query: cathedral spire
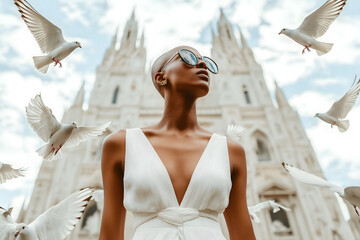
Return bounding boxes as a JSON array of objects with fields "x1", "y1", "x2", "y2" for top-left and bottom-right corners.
[
  {"x1": 72, "y1": 81, "x2": 85, "y2": 108},
  {"x1": 216, "y1": 8, "x2": 238, "y2": 48},
  {"x1": 119, "y1": 9, "x2": 138, "y2": 51},
  {"x1": 111, "y1": 26, "x2": 119, "y2": 49},
  {"x1": 275, "y1": 80, "x2": 290, "y2": 108},
  {"x1": 238, "y1": 25, "x2": 249, "y2": 49},
  {"x1": 139, "y1": 29, "x2": 145, "y2": 49}
]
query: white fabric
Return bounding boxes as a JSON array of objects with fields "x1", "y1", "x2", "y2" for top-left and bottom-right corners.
[{"x1": 123, "y1": 127, "x2": 232, "y2": 240}]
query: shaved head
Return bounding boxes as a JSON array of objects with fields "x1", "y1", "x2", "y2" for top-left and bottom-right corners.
[{"x1": 151, "y1": 45, "x2": 200, "y2": 98}]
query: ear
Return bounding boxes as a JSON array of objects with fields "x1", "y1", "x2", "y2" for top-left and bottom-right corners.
[{"x1": 154, "y1": 72, "x2": 165, "y2": 85}]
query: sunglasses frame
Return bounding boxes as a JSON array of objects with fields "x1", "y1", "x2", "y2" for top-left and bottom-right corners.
[{"x1": 159, "y1": 49, "x2": 219, "y2": 74}]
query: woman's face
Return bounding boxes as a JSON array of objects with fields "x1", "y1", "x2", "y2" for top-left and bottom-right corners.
[{"x1": 161, "y1": 47, "x2": 210, "y2": 99}]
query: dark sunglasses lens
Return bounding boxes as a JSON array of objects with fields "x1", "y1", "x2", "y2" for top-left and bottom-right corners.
[
  {"x1": 179, "y1": 49, "x2": 197, "y2": 66},
  {"x1": 203, "y1": 57, "x2": 218, "y2": 74}
]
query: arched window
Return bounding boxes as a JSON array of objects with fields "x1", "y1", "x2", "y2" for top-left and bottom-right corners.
[
  {"x1": 270, "y1": 208, "x2": 293, "y2": 236},
  {"x1": 243, "y1": 85, "x2": 251, "y2": 104},
  {"x1": 256, "y1": 138, "x2": 271, "y2": 162},
  {"x1": 112, "y1": 87, "x2": 119, "y2": 104}
]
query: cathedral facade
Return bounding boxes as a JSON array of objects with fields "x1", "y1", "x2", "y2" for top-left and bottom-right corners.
[{"x1": 17, "y1": 10, "x2": 360, "y2": 240}]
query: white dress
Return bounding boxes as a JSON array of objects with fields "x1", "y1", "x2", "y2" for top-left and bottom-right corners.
[{"x1": 123, "y1": 127, "x2": 232, "y2": 240}]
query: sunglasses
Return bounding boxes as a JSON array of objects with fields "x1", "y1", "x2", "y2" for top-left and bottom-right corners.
[{"x1": 159, "y1": 49, "x2": 219, "y2": 74}]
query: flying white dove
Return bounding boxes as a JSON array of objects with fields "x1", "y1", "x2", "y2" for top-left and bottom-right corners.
[
  {"x1": 0, "y1": 207, "x2": 17, "y2": 240},
  {"x1": 248, "y1": 200, "x2": 291, "y2": 223},
  {"x1": 279, "y1": 0, "x2": 347, "y2": 56},
  {"x1": 282, "y1": 162, "x2": 360, "y2": 216},
  {"x1": 25, "y1": 93, "x2": 111, "y2": 161},
  {"x1": 14, "y1": 0, "x2": 82, "y2": 74},
  {"x1": 0, "y1": 188, "x2": 92, "y2": 240},
  {"x1": 226, "y1": 124, "x2": 246, "y2": 142},
  {"x1": 0, "y1": 162, "x2": 26, "y2": 184},
  {"x1": 314, "y1": 76, "x2": 360, "y2": 132}
]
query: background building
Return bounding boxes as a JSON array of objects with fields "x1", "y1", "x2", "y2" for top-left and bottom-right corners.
[{"x1": 17, "y1": 10, "x2": 359, "y2": 240}]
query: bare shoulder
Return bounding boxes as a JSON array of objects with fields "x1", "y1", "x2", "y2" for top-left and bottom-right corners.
[
  {"x1": 102, "y1": 129, "x2": 126, "y2": 167},
  {"x1": 226, "y1": 137, "x2": 246, "y2": 174}
]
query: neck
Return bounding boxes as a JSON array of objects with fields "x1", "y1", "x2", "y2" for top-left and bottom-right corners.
[
  {"x1": 19, "y1": 231, "x2": 38, "y2": 240},
  {"x1": 157, "y1": 91, "x2": 201, "y2": 134}
]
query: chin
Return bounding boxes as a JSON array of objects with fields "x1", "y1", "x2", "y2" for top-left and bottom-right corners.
[{"x1": 195, "y1": 86, "x2": 209, "y2": 98}]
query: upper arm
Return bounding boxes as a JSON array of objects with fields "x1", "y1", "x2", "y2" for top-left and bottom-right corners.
[
  {"x1": 223, "y1": 140, "x2": 256, "y2": 240},
  {"x1": 99, "y1": 130, "x2": 126, "y2": 240}
]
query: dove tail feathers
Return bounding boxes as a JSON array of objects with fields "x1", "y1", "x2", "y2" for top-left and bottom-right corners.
[
  {"x1": 337, "y1": 120, "x2": 350, "y2": 132},
  {"x1": 315, "y1": 42, "x2": 333, "y2": 56},
  {"x1": 36, "y1": 144, "x2": 54, "y2": 161},
  {"x1": 33, "y1": 56, "x2": 51, "y2": 74}
]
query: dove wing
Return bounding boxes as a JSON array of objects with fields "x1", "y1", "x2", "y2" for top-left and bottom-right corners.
[
  {"x1": 326, "y1": 77, "x2": 360, "y2": 119},
  {"x1": 269, "y1": 201, "x2": 291, "y2": 212},
  {"x1": 63, "y1": 122, "x2": 111, "y2": 148},
  {"x1": 0, "y1": 210, "x2": 17, "y2": 240},
  {"x1": 0, "y1": 163, "x2": 26, "y2": 184},
  {"x1": 282, "y1": 162, "x2": 344, "y2": 194},
  {"x1": 226, "y1": 124, "x2": 245, "y2": 142},
  {"x1": 26, "y1": 94, "x2": 61, "y2": 143},
  {"x1": 344, "y1": 186, "x2": 360, "y2": 206},
  {"x1": 249, "y1": 201, "x2": 273, "y2": 213},
  {"x1": 14, "y1": 0, "x2": 66, "y2": 54},
  {"x1": 296, "y1": 0, "x2": 347, "y2": 38},
  {"x1": 29, "y1": 188, "x2": 92, "y2": 240}
]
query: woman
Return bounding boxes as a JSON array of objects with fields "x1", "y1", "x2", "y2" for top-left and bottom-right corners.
[{"x1": 99, "y1": 46, "x2": 256, "y2": 240}]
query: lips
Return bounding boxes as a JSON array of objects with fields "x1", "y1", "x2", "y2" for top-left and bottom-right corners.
[{"x1": 196, "y1": 70, "x2": 209, "y2": 81}]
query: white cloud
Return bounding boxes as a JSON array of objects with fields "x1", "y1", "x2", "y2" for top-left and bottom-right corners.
[
  {"x1": 289, "y1": 91, "x2": 336, "y2": 117},
  {"x1": 313, "y1": 77, "x2": 340, "y2": 86}
]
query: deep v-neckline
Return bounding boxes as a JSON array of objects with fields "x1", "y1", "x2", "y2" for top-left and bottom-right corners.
[{"x1": 137, "y1": 128, "x2": 215, "y2": 207}]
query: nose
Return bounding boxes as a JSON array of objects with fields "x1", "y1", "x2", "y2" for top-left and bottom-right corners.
[{"x1": 196, "y1": 58, "x2": 207, "y2": 70}]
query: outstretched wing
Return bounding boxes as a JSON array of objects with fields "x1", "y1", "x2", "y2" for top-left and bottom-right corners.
[
  {"x1": 226, "y1": 124, "x2": 246, "y2": 142},
  {"x1": 297, "y1": 0, "x2": 347, "y2": 38},
  {"x1": 282, "y1": 162, "x2": 344, "y2": 195},
  {"x1": 26, "y1": 93, "x2": 62, "y2": 142},
  {"x1": 29, "y1": 188, "x2": 92, "y2": 240},
  {"x1": 63, "y1": 122, "x2": 111, "y2": 148},
  {"x1": 0, "y1": 163, "x2": 26, "y2": 184},
  {"x1": 326, "y1": 76, "x2": 360, "y2": 119},
  {"x1": 14, "y1": 0, "x2": 66, "y2": 53},
  {"x1": 344, "y1": 186, "x2": 360, "y2": 207},
  {"x1": 0, "y1": 207, "x2": 17, "y2": 240}
]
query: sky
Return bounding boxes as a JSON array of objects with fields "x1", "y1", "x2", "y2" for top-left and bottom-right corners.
[{"x1": 0, "y1": 0, "x2": 360, "y2": 221}]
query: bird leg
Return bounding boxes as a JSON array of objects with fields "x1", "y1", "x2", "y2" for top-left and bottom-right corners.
[
  {"x1": 331, "y1": 121, "x2": 336, "y2": 128},
  {"x1": 51, "y1": 144, "x2": 55, "y2": 151},
  {"x1": 354, "y1": 205, "x2": 359, "y2": 216},
  {"x1": 54, "y1": 145, "x2": 62, "y2": 155},
  {"x1": 302, "y1": 44, "x2": 312, "y2": 54},
  {"x1": 52, "y1": 58, "x2": 62, "y2": 68}
]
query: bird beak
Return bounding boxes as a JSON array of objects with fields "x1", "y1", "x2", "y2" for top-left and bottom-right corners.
[
  {"x1": 79, "y1": 44, "x2": 82, "y2": 48},
  {"x1": 278, "y1": 31, "x2": 282, "y2": 35},
  {"x1": 15, "y1": 231, "x2": 20, "y2": 237}
]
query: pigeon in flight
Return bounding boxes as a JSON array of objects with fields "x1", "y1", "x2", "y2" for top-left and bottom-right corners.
[
  {"x1": 25, "y1": 93, "x2": 111, "y2": 161},
  {"x1": 0, "y1": 188, "x2": 93, "y2": 240},
  {"x1": 0, "y1": 162, "x2": 26, "y2": 184},
  {"x1": 279, "y1": 0, "x2": 347, "y2": 56},
  {"x1": 14, "y1": 0, "x2": 82, "y2": 74},
  {"x1": 282, "y1": 162, "x2": 360, "y2": 216},
  {"x1": 226, "y1": 124, "x2": 246, "y2": 142},
  {"x1": 248, "y1": 200, "x2": 291, "y2": 223},
  {"x1": 314, "y1": 76, "x2": 360, "y2": 132},
  {"x1": 0, "y1": 207, "x2": 16, "y2": 240}
]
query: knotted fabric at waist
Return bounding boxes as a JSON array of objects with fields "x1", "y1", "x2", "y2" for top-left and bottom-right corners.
[{"x1": 132, "y1": 207, "x2": 220, "y2": 229}]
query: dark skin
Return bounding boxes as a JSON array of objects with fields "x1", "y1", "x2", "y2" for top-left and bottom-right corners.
[{"x1": 99, "y1": 46, "x2": 256, "y2": 240}]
